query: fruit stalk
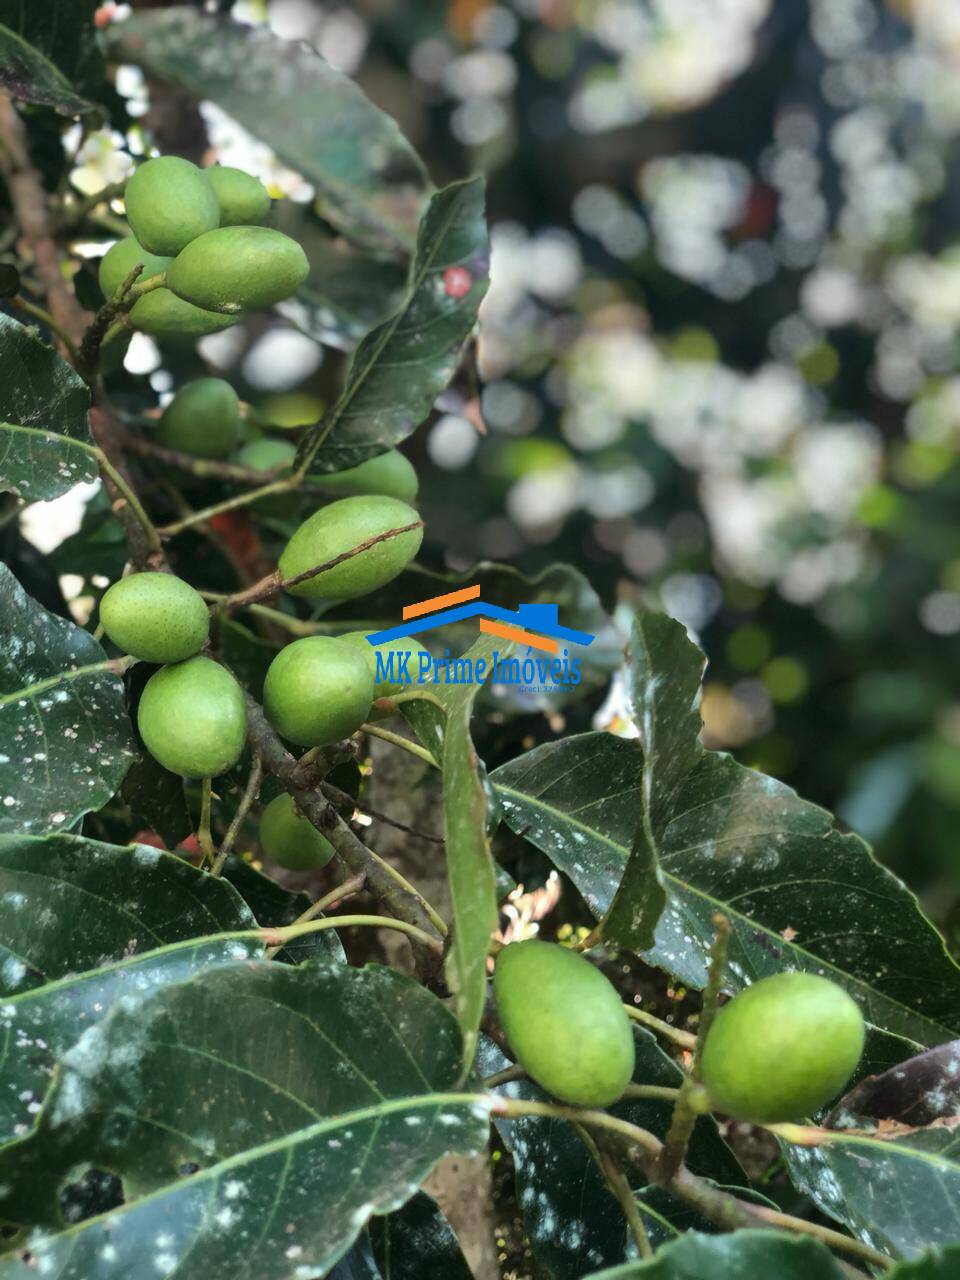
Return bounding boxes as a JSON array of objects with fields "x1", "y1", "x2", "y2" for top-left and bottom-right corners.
[
  {"x1": 656, "y1": 912, "x2": 730, "y2": 1184},
  {"x1": 210, "y1": 755, "x2": 263, "y2": 876}
]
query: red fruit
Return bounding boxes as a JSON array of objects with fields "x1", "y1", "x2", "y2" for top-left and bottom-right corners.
[{"x1": 443, "y1": 266, "x2": 472, "y2": 299}]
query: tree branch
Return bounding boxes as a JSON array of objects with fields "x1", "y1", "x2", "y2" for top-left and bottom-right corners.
[{"x1": 242, "y1": 692, "x2": 445, "y2": 976}]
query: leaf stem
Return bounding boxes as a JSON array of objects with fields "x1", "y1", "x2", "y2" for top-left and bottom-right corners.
[
  {"x1": 575, "y1": 1123, "x2": 653, "y2": 1260},
  {"x1": 210, "y1": 756, "x2": 262, "y2": 876},
  {"x1": 624, "y1": 1003, "x2": 696, "y2": 1050},
  {"x1": 157, "y1": 476, "x2": 300, "y2": 536},
  {"x1": 362, "y1": 723, "x2": 439, "y2": 769},
  {"x1": 259, "y1": 913, "x2": 443, "y2": 954},
  {"x1": 263, "y1": 873, "x2": 366, "y2": 959}
]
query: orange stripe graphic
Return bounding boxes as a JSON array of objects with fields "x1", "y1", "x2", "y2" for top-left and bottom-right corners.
[
  {"x1": 480, "y1": 619, "x2": 559, "y2": 653},
  {"x1": 403, "y1": 584, "x2": 481, "y2": 619}
]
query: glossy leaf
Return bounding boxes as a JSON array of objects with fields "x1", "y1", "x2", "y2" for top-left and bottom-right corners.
[
  {"x1": 0, "y1": 962, "x2": 490, "y2": 1280},
  {"x1": 370, "y1": 1191, "x2": 472, "y2": 1280},
  {"x1": 784, "y1": 1126, "x2": 960, "y2": 1259},
  {"x1": 581, "y1": 1231, "x2": 851, "y2": 1279},
  {"x1": 0, "y1": 314, "x2": 96, "y2": 501},
  {"x1": 110, "y1": 7, "x2": 429, "y2": 253},
  {"x1": 298, "y1": 177, "x2": 489, "y2": 473},
  {"x1": 835, "y1": 1040, "x2": 960, "y2": 1126},
  {"x1": 480, "y1": 1034, "x2": 744, "y2": 1278},
  {"x1": 492, "y1": 613, "x2": 960, "y2": 1049},
  {"x1": 0, "y1": 567, "x2": 134, "y2": 835},
  {"x1": 0, "y1": 833, "x2": 255, "y2": 993}
]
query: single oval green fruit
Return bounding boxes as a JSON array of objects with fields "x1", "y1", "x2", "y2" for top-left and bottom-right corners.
[
  {"x1": 494, "y1": 941, "x2": 636, "y2": 1107},
  {"x1": 263, "y1": 636, "x2": 374, "y2": 747},
  {"x1": 314, "y1": 450, "x2": 419, "y2": 503},
  {"x1": 259, "y1": 793, "x2": 334, "y2": 871},
  {"x1": 234, "y1": 437, "x2": 298, "y2": 515},
  {"x1": 700, "y1": 972, "x2": 865, "y2": 1123},
  {"x1": 124, "y1": 156, "x2": 220, "y2": 256},
  {"x1": 207, "y1": 165, "x2": 271, "y2": 226},
  {"x1": 157, "y1": 377, "x2": 242, "y2": 459},
  {"x1": 98, "y1": 238, "x2": 171, "y2": 300},
  {"x1": 100, "y1": 572, "x2": 209, "y2": 664},
  {"x1": 129, "y1": 288, "x2": 238, "y2": 339},
  {"x1": 166, "y1": 225, "x2": 309, "y2": 314},
  {"x1": 278, "y1": 496, "x2": 422, "y2": 602},
  {"x1": 340, "y1": 632, "x2": 429, "y2": 699},
  {"x1": 234, "y1": 437, "x2": 297, "y2": 471},
  {"x1": 137, "y1": 657, "x2": 246, "y2": 778}
]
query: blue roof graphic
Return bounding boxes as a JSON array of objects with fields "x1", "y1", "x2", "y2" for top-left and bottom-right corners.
[{"x1": 365, "y1": 599, "x2": 595, "y2": 646}]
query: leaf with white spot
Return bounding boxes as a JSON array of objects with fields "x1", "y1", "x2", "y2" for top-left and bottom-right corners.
[
  {"x1": 0, "y1": 832, "x2": 260, "y2": 1142},
  {"x1": 0, "y1": 962, "x2": 489, "y2": 1280},
  {"x1": 491, "y1": 612, "x2": 960, "y2": 1048},
  {"x1": 579, "y1": 1231, "x2": 856, "y2": 1279},
  {"x1": 0, "y1": 314, "x2": 97, "y2": 501},
  {"x1": 0, "y1": 565, "x2": 134, "y2": 835}
]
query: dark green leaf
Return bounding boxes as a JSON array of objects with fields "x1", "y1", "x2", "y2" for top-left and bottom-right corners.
[
  {"x1": 109, "y1": 7, "x2": 430, "y2": 253},
  {"x1": 492, "y1": 616, "x2": 960, "y2": 1049},
  {"x1": 298, "y1": 177, "x2": 490, "y2": 473},
  {"x1": 370, "y1": 1191, "x2": 471, "y2": 1280},
  {"x1": 0, "y1": 962, "x2": 490, "y2": 1280},
  {"x1": 580, "y1": 1230, "x2": 850, "y2": 1278},
  {"x1": 0, "y1": 0, "x2": 103, "y2": 106},
  {"x1": 784, "y1": 1125, "x2": 960, "y2": 1259},
  {"x1": 0, "y1": 314, "x2": 96, "y2": 501},
  {"x1": 888, "y1": 1247, "x2": 960, "y2": 1278},
  {"x1": 0, "y1": 833, "x2": 255, "y2": 993},
  {"x1": 0, "y1": 566, "x2": 134, "y2": 835},
  {"x1": 120, "y1": 751, "x2": 192, "y2": 850},
  {"x1": 480, "y1": 1034, "x2": 744, "y2": 1278}
]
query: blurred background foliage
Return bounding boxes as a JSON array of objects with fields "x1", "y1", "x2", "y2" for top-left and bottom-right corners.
[{"x1": 11, "y1": 0, "x2": 960, "y2": 919}]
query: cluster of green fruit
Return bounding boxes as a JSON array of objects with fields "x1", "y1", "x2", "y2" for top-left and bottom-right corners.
[
  {"x1": 494, "y1": 941, "x2": 865, "y2": 1122},
  {"x1": 98, "y1": 155, "x2": 308, "y2": 337}
]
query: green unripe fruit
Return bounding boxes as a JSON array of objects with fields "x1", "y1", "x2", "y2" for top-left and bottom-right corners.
[
  {"x1": 137, "y1": 657, "x2": 246, "y2": 778},
  {"x1": 129, "y1": 288, "x2": 238, "y2": 339},
  {"x1": 700, "y1": 972, "x2": 866, "y2": 1124},
  {"x1": 207, "y1": 165, "x2": 271, "y2": 226},
  {"x1": 278, "y1": 496, "x2": 422, "y2": 602},
  {"x1": 234, "y1": 438, "x2": 297, "y2": 472},
  {"x1": 314, "y1": 450, "x2": 419, "y2": 503},
  {"x1": 100, "y1": 572, "x2": 209, "y2": 664},
  {"x1": 263, "y1": 636, "x2": 374, "y2": 747},
  {"x1": 494, "y1": 941, "x2": 636, "y2": 1107},
  {"x1": 157, "y1": 377, "x2": 242, "y2": 459},
  {"x1": 259, "y1": 793, "x2": 334, "y2": 871},
  {"x1": 340, "y1": 631, "x2": 429, "y2": 699},
  {"x1": 234, "y1": 438, "x2": 298, "y2": 515},
  {"x1": 124, "y1": 156, "x2": 220, "y2": 256},
  {"x1": 166, "y1": 226, "x2": 309, "y2": 314},
  {"x1": 98, "y1": 238, "x2": 171, "y2": 300}
]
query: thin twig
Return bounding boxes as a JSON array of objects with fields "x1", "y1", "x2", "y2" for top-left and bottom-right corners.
[
  {"x1": 211, "y1": 756, "x2": 263, "y2": 876},
  {"x1": 259, "y1": 912, "x2": 443, "y2": 954},
  {"x1": 54, "y1": 180, "x2": 126, "y2": 231},
  {"x1": 624, "y1": 1004, "x2": 697, "y2": 1051},
  {"x1": 197, "y1": 777, "x2": 215, "y2": 864},
  {"x1": 9, "y1": 295, "x2": 79, "y2": 363},
  {"x1": 362, "y1": 722, "x2": 439, "y2": 769},
  {"x1": 575, "y1": 1124, "x2": 652, "y2": 1260},
  {"x1": 320, "y1": 780, "x2": 444, "y2": 845},
  {"x1": 263, "y1": 873, "x2": 366, "y2": 959}
]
